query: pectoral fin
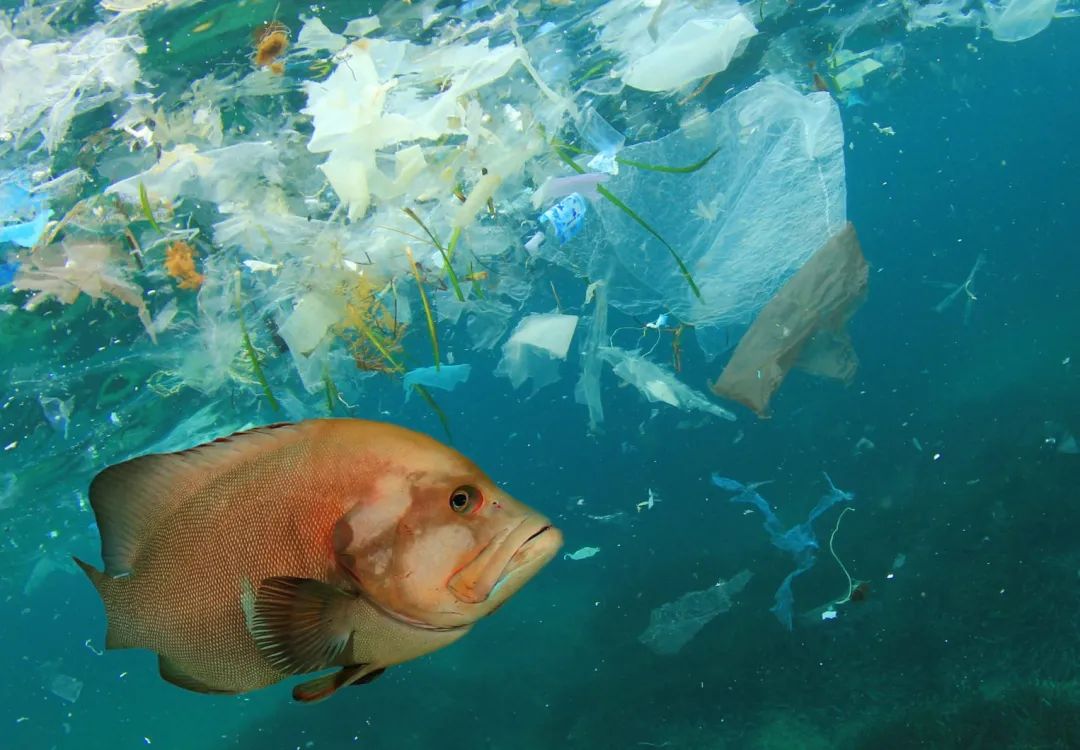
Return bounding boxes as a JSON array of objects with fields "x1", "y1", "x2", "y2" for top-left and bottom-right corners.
[
  {"x1": 250, "y1": 576, "x2": 356, "y2": 675},
  {"x1": 293, "y1": 664, "x2": 385, "y2": 703}
]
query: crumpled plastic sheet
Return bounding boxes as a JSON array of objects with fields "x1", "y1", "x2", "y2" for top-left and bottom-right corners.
[
  {"x1": 106, "y1": 142, "x2": 285, "y2": 207},
  {"x1": 639, "y1": 569, "x2": 753, "y2": 655},
  {"x1": 711, "y1": 223, "x2": 868, "y2": 417},
  {"x1": 0, "y1": 17, "x2": 144, "y2": 151},
  {"x1": 495, "y1": 313, "x2": 579, "y2": 390},
  {"x1": 600, "y1": 346, "x2": 735, "y2": 421},
  {"x1": 536, "y1": 78, "x2": 846, "y2": 358},
  {"x1": 712, "y1": 473, "x2": 854, "y2": 630}
]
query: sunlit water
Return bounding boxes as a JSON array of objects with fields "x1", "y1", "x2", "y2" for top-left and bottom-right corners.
[{"x1": 2, "y1": 1, "x2": 1079, "y2": 748}]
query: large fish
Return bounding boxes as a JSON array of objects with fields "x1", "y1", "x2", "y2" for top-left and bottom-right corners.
[{"x1": 74, "y1": 419, "x2": 562, "y2": 702}]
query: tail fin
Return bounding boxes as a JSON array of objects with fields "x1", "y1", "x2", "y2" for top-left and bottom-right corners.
[
  {"x1": 73, "y1": 556, "x2": 107, "y2": 593},
  {"x1": 74, "y1": 556, "x2": 130, "y2": 650}
]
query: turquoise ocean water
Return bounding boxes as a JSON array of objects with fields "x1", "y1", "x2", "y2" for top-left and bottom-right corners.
[{"x1": 2, "y1": 0, "x2": 1079, "y2": 748}]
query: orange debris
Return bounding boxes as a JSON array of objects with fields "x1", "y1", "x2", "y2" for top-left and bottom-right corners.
[{"x1": 164, "y1": 240, "x2": 204, "y2": 290}]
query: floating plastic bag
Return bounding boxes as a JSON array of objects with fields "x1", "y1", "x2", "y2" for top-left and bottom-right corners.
[
  {"x1": 984, "y1": 0, "x2": 1058, "y2": 41},
  {"x1": 639, "y1": 569, "x2": 752, "y2": 655},
  {"x1": 593, "y1": 0, "x2": 757, "y2": 92},
  {"x1": 711, "y1": 223, "x2": 867, "y2": 417},
  {"x1": 544, "y1": 79, "x2": 845, "y2": 356},
  {"x1": 495, "y1": 313, "x2": 579, "y2": 390}
]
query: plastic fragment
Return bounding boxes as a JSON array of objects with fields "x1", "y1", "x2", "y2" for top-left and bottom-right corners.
[
  {"x1": 49, "y1": 674, "x2": 83, "y2": 704},
  {"x1": 296, "y1": 17, "x2": 347, "y2": 53},
  {"x1": 39, "y1": 395, "x2": 73, "y2": 438},
  {"x1": 0, "y1": 209, "x2": 52, "y2": 248},
  {"x1": 833, "y1": 58, "x2": 883, "y2": 90},
  {"x1": 564, "y1": 546, "x2": 600, "y2": 561}
]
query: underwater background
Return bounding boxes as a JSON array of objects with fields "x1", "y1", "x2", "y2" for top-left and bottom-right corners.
[{"x1": 2, "y1": 0, "x2": 1080, "y2": 748}]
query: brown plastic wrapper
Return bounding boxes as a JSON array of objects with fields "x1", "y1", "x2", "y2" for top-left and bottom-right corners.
[{"x1": 710, "y1": 223, "x2": 868, "y2": 416}]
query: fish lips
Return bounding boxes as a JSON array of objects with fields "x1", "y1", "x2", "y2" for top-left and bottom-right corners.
[{"x1": 448, "y1": 519, "x2": 562, "y2": 606}]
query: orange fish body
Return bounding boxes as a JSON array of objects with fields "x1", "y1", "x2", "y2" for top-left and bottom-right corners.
[{"x1": 76, "y1": 419, "x2": 561, "y2": 702}]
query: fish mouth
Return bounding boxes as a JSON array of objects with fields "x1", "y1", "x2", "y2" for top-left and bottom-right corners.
[
  {"x1": 448, "y1": 519, "x2": 562, "y2": 605},
  {"x1": 509, "y1": 525, "x2": 556, "y2": 565},
  {"x1": 490, "y1": 523, "x2": 563, "y2": 600}
]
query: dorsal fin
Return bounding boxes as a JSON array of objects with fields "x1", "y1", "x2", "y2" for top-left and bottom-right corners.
[{"x1": 88, "y1": 422, "x2": 309, "y2": 576}]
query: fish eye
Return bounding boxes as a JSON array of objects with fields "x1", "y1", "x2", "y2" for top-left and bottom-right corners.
[{"x1": 449, "y1": 486, "x2": 481, "y2": 514}]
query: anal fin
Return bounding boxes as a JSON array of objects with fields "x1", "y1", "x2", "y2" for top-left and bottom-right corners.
[
  {"x1": 159, "y1": 656, "x2": 236, "y2": 695},
  {"x1": 293, "y1": 664, "x2": 382, "y2": 703}
]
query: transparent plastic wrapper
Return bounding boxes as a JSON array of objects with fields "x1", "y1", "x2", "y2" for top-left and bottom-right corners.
[
  {"x1": 711, "y1": 223, "x2": 867, "y2": 417},
  {"x1": 495, "y1": 313, "x2": 579, "y2": 390},
  {"x1": 575, "y1": 283, "x2": 609, "y2": 432},
  {"x1": 49, "y1": 674, "x2": 83, "y2": 704},
  {"x1": 904, "y1": 0, "x2": 982, "y2": 29},
  {"x1": 593, "y1": 0, "x2": 757, "y2": 92},
  {"x1": 639, "y1": 569, "x2": 752, "y2": 655},
  {"x1": 106, "y1": 142, "x2": 284, "y2": 207},
  {"x1": 543, "y1": 79, "x2": 845, "y2": 356},
  {"x1": 600, "y1": 347, "x2": 735, "y2": 421}
]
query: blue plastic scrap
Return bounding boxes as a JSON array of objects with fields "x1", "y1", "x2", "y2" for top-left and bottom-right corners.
[
  {"x1": 0, "y1": 182, "x2": 41, "y2": 221},
  {"x1": 0, "y1": 261, "x2": 18, "y2": 286},
  {"x1": 0, "y1": 209, "x2": 52, "y2": 248},
  {"x1": 402, "y1": 364, "x2": 472, "y2": 401},
  {"x1": 711, "y1": 472, "x2": 854, "y2": 630}
]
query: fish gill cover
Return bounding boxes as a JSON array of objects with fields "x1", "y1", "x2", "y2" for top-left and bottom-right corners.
[{"x1": 1, "y1": 0, "x2": 1079, "y2": 747}]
